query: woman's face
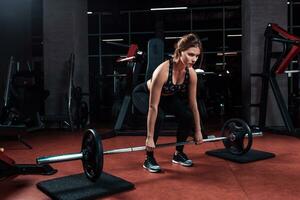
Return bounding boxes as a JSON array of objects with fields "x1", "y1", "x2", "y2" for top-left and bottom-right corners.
[{"x1": 180, "y1": 47, "x2": 201, "y2": 68}]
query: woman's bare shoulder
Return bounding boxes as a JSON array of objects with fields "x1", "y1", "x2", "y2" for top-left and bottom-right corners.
[
  {"x1": 157, "y1": 60, "x2": 170, "y2": 70},
  {"x1": 152, "y1": 60, "x2": 168, "y2": 74},
  {"x1": 151, "y1": 60, "x2": 170, "y2": 82}
]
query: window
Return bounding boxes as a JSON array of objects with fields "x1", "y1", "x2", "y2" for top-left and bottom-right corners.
[{"x1": 88, "y1": 3, "x2": 243, "y2": 120}]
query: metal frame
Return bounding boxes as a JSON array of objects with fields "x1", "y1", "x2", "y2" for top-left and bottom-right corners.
[
  {"x1": 88, "y1": 4, "x2": 242, "y2": 77},
  {"x1": 257, "y1": 23, "x2": 300, "y2": 135}
]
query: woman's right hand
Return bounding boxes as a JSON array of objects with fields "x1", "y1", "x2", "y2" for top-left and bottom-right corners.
[{"x1": 146, "y1": 137, "x2": 156, "y2": 151}]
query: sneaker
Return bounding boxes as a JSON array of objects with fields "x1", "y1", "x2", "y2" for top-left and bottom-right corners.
[
  {"x1": 143, "y1": 156, "x2": 161, "y2": 173},
  {"x1": 172, "y1": 152, "x2": 193, "y2": 167}
]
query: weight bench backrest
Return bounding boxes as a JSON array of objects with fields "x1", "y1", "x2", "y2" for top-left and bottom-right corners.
[{"x1": 145, "y1": 38, "x2": 164, "y2": 81}]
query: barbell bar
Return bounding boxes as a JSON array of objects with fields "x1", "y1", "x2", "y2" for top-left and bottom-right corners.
[
  {"x1": 38, "y1": 136, "x2": 228, "y2": 165},
  {"x1": 37, "y1": 132, "x2": 262, "y2": 163},
  {"x1": 36, "y1": 118, "x2": 258, "y2": 181}
]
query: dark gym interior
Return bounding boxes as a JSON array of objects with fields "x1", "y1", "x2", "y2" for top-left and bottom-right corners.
[{"x1": 1, "y1": 0, "x2": 300, "y2": 199}]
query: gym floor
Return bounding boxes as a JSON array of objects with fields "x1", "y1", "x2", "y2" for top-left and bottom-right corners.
[{"x1": 1, "y1": 128, "x2": 300, "y2": 200}]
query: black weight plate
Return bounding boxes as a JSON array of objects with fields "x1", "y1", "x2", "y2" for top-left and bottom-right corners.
[
  {"x1": 81, "y1": 129, "x2": 103, "y2": 181},
  {"x1": 221, "y1": 118, "x2": 252, "y2": 155}
]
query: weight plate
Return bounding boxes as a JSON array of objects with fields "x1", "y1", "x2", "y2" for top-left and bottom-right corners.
[
  {"x1": 221, "y1": 118, "x2": 252, "y2": 155},
  {"x1": 81, "y1": 129, "x2": 103, "y2": 181}
]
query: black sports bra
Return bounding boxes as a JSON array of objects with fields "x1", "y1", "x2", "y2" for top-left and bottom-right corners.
[{"x1": 161, "y1": 59, "x2": 190, "y2": 95}]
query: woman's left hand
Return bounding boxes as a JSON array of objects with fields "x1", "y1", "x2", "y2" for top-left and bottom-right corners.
[{"x1": 194, "y1": 131, "x2": 203, "y2": 144}]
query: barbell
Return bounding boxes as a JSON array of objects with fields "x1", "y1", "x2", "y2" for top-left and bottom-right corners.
[{"x1": 36, "y1": 118, "x2": 261, "y2": 182}]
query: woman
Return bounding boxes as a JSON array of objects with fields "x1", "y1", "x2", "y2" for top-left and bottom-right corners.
[{"x1": 132, "y1": 33, "x2": 203, "y2": 173}]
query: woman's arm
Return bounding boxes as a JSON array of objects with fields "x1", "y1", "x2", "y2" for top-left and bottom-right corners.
[
  {"x1": 146, "y1": 62, "x2": 168, "y2": 149},
  {"x1": 188, "y1": 68, "x2": 203, "y2": 143}
]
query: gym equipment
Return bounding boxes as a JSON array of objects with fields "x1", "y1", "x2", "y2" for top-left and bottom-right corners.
[
  {"x1": 0, "y1": 57, "x2": 45, "y2": 127},
  {"x1": 67, "y1": 53, "x2": 89, "y2": 130},
  {"x1": 144, "y1": 38, "x2": 164, "y2": 81},
  {"x1": 0, "y1": 56, "x2": 21, "y2": 126},
  {"x1": 0, "y1": 150, "x2": 57, "y2": 181},
  {"x1": 221, "y1": 118, "x2": 253, "y2": 155},
  {"x1": 0, "y1": 57, "x2": 33, "y2": 148},
  {"x1": 0, "y1": 56, "x2": 48, "y2": 133},
  {"x1": 254, "y1": 23, "x2": 300, "y2": 135},
  {"x1": 113, "y1": 44, "x2": 145, "y2": 131},
  {"x1": 36, "y1": 118, "x2": 261, "y2": 181},
  {"x1": 43, "y1": 53, "x2": 89, "y2": 131}
]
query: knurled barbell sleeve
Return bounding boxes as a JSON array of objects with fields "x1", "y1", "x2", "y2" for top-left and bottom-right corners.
[
  {"x1": 37, "y1": 152, "x2": 83, "y2": 165},
  {"x1": 247, "y1": 132, "x2": 263, "y2": 137}
]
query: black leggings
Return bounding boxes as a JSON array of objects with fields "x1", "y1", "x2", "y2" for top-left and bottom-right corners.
[{"x1": 132, "y1": 82, "x2": 194, "y2": 152}]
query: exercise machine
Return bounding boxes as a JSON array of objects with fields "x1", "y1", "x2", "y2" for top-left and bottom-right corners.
[{"x1": 254, "y1": 23, "x2": 300, "y2": 135}]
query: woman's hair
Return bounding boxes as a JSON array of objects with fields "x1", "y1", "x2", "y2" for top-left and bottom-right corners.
[{"x1": 173, "y1": 33, "x2": 202, "y2": 63}]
